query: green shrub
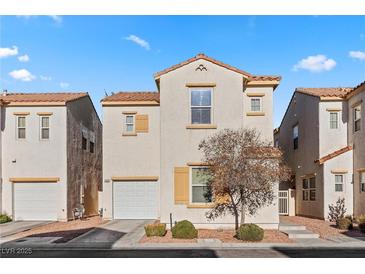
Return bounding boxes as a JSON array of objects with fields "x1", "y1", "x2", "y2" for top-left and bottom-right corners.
[
  {"x1": 144, "y1": 223, "x2": 166, "y2": 237},
  {"x1": 337, "y1": 217, "x2": 352, "y2": 230},
  {"x1": 236, "y1": 224, "x2": 264, "y2": 241},
  {"x1": 0, "y1": 214, "x2": 12, "y2": 224},
  {"x1": 171, "y1": 220, "x2": 198, "y2": 239},
  {"x1": 357, "y1": 215, "x2": 365, "y2": 233}
]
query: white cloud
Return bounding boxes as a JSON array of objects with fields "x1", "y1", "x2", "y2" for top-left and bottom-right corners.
[
  {"x1": 125, "y1": 35, "x2": 150, "y2": 50},
  {"x1": 40, "y1": 75, "x2": 52, "y2": 81},
  {"x1": 0, "y1": 46, "x2": 18, "y2": 58},
  {"x1": 293, "y1": 54, "x2": 336, "y2": 72},
  {"x1": 9, "y1": 69, "x2": 36, "y2": 82},
  {"x1": 60, "y1": 82, "x2": 69, "y2": 88},
  {"x1": 18, "y1": 54, "x2": 29, "y2": 62},
  {"x1": 349, "y1": 51, "x2": 365, "y2": 60}
]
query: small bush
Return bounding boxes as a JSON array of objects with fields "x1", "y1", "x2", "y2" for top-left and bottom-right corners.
[
  {"x1": 171, "y1": 220, "x2": 198, "y2": 239},
  {"x1": 236, "y1": 224, "x2": 264, "y2": 242},
  {"x1": 337, "y1": 217, "x2": 352, "y2": 230},
  {"x1": 328, "y1": 198, "x2": 347, "y2": 224},
  {"x1": 144, "y1": 223, "x2": 166, "y2": 237},
  {"x1": 0, "y1": 214, "x2": 12, "y2": 224},
  {"x1": 357, "y1": 215, "x2": 365, "y2": 233}
]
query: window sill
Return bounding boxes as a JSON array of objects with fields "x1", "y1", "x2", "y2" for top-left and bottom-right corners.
[
  {"x1": 187, "y1": 203, "x2": 214, "y2": 209},
  {"x1": 246, "y1": 112, "x2": 265, "y2": 116},
  {"x1": 186, "y1": 124, "x2": 217, "y2": 129},
  {"x1": 122, "y1": 133, "x2": 137, "y2": 136}
]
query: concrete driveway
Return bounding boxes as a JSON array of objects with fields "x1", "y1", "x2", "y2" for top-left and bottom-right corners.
[
  {"x1": 67, "y1": 219, "x2": 154, "y2": 248},
  {"x1": 0, "y1": 221, "x2": 51, "y2": 238}
]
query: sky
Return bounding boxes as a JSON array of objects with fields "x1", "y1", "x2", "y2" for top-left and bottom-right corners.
[{"x1": 1, "y1": 16, "x2": 364, "y2": 126}]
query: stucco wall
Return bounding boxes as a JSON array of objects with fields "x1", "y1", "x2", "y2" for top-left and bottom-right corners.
[
  {"x1": 0, "y1": 105, "x2": 3, "y2": 213},
  {"x1": 66, "y1": 96, "x2": 102, "y2": 219},
  {"x1": 1, "y1": 106, "x2": 68, "y2": 220},
  {"x1": 159, "y1": 59, "x2": 278, "y2": 228},
  {"x1": 348, "y1": 87, "x2": 365, "y2": 216},
  {"x1": 102, "y1": 105, "x2": 160, "y2": 219}
]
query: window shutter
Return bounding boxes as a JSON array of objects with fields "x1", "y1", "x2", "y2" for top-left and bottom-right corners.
[
  {"x1": 135, "y1": 114, "x2": 149, "y2": 133},
  {"x1": 174, "y1": 167, "x2": 189, "y2": 204}
]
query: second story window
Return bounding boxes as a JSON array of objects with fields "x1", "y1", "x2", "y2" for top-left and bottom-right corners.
[
  {"x1": 17, "y1": 116, "x2": 26, "y2": 139},
  {"x1": 335, "y1": 174, "x2": 344, "y2": 192},
  {"x1": 354, "y1": 104, "x2": 361, "y2": 132},
  {"x1": 190, "y1": 88, "x2": 212, "y2": 124},
  {"x1": 40, "y1": 116, "x2": 50, "y2": 139},
  {"x1": 360, "y1": 171, "x2": 365, "y2": 192},
  {"x1": 293, "y1": 124, "x2": 299, "y2": 150},
  {"x1": 89, "y1": 141, "x2": 95, "y2": 153},
  {"x1": 250, "y1": 97, "x2": 262, "y2": 112},
  {"x1": 82, "y1": 133, "x2": 87, "y2": 150},
  {"x1": 125, "y1": 115, "x2": 135, "y2": 132},
  {"x1": 329, "y1": 112, "x2": 339, "y2": 129}
]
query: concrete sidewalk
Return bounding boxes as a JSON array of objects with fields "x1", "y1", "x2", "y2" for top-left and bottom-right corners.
[{"x1": 0, "y1": 221, "x2": 51, "y2": 238}]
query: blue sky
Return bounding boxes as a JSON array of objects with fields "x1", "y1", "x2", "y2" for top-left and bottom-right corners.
[{"x1": 1, "y1": 16, "x2": 364, "y2": 126}]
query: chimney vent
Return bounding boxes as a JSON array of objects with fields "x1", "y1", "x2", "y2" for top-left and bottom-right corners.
[{"x1": 2, "y1": 89, "x2": 7, "y2": 96}]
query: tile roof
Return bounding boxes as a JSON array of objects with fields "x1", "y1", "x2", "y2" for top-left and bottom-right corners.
[
  {"x1": 296, "y1": 87, "x2": 353, "y2": 98},
  {"x1": 102, "y1": 92, "x2": 160, "y2": 102},
  {"x1": 248, "y1": 75, "x2": 282, "y2": 81},
  {"x1": 315, "y1": 146, "x2": 353, "y2": 164},
  {"x1": 347, "y1": 80, "x2": 365, "y2": 98},
  {"x1": 2, "y1": 92, "x2": 88, "y2": 103}
]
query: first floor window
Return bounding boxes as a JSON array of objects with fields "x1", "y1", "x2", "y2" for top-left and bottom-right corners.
[
  {"x1": 335, "y1": 174, "x2": 344, "y2": 192},
  {"x1": 17, "y1": 116, "x2": 26, "y2": 139},
  {"x1": 40, "y1": 116, "x2": 50, "y2": 139},
  {"x1": 89, "y1": 141, "x2": 95, "y2": 153},
  {"x1": 125, "y1": 115, "x2": 135, "y2": 132},
  {"x1": 330, "y1": 112, "x2": 339, "y2": 129},
  {"x1": 250, "y1": 97, "x2": 262, "y2": 112},
  {"x1": 303, "y1": 176, "x2": 316, "y2": 201},
  {"x1": 191, "y1": 167, "x2": 212, "y2": 203},
  {"x1": 361, "y1": 172, "x2": 365, "y2": 192},
  {"x1": 354, "y1": 104, "x2": 361, "y2": 132},
  {"x1": 190, "y1": 88, "x2": 212, "y2": 124}
]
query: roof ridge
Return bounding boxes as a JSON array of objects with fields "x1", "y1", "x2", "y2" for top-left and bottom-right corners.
[{"x1": 315, "y1": 146, "x2": 352, "y2": 164}]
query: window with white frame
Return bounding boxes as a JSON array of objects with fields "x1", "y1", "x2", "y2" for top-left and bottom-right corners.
[
  {"x1": 354, "y1": 104, "x2": 361, "y2": 132},
  {"x1": 361, "y1": 171, "x2": 365, "y2": 192},
  {"x1": 335, "y1": 174, "x2": 344, "y2": 192},
  {"x1": 17, "y1": 116, "x2": 26, "y2": 139},
  {"x1": 190, "y1": 88, "x2": 212, "y2": 124},
  {"x1": 293, "y1": 124, "x2": 299, "y2": 150},
  {"x1": 303, "y1": 176, "x2": 316, "y2": 201},
  {"x1": 191, "y1": 167, "x2": 212, "y2": 203},
  {"x1": 250, "y1": 97, "x2": 262, "y2": 112},
  {"x1": 124, "y1": 115, "x2": 135, "y2": 133},
  {"x1": 330, "y1": 112, "x2": 339, "y2": 129},
  {"x1": 40, "y1": 116, "x2": 50, "y2": 139}
]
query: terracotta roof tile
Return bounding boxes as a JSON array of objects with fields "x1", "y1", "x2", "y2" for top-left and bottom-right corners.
[
  {"x1": 248, "y1": 75, "x2": 282, "y2": 81},
  {"x1": 102, "y1": 92, "x2": 159, "y2": 102},
  {"x1": 315, "y1": 146, "x2": 353, "y2": 164},
  {"x1": 296, "y1": 87, "x2": 353, "y2": 98},
  {"x1": 2, "y1": 92, "x2": 88, "y2": 103},
  {"x1": 347, "y1": 80, "x2": 365, "y2": 98}
]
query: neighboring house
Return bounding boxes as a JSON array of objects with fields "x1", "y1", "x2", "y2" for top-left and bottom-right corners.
[
  {"x1": 0, "y1": 92, "x2": 102, "y2": 221},
  {"x1": 347, "y1": 81, "x2": 365, "y2": 216},
  {"x1": 102, "y1": 53, "x2": 282, "y2": 228},
  {"x1": 275, "y1": 84, "x2": 365, "y2": 219}
]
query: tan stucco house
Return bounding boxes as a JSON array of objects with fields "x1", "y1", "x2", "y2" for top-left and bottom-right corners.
[
  {"x1": 275, "y1": 83, "x2": 365, "y2": 219},
  {"x1": 0, "y1": 92, "x2": 102, "y2": 221},
  {"x1": 101, "y1": 53, "x2": 282, "y2": 228}
]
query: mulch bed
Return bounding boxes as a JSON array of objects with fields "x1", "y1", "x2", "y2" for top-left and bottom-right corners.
[{"x1": 139, "y1": 229, "x2": 292, "y2": 244}]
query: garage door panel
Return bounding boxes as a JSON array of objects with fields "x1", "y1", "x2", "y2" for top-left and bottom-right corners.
[
  {"x1": 14, "y1": 182, "x2": 58, "y2": 221},
  {"x1": 113, "y1": 181, "x2": 158, "y2": 219}
]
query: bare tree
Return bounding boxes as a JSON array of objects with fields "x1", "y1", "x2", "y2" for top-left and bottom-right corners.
[{"x1": 198, "y1": 128, "x2": 291, "y2": 230}]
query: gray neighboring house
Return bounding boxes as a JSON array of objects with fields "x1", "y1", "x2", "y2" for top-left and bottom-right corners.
[
  {"x1": 101, "y1": 53, "x2": 283, "y2": 229},
  {"x1": 275, "y1": 84, "x2": 365, "y2": 219},
  {"x1": 0, "y1": 92, "x2": 102, "y2": 221}
]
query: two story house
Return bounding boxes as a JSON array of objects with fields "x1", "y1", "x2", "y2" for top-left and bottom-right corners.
[
  {"x1": 275, "y1": 83, "x2": 365, "y2": 219},
  {"x1": 0, "y1": 92, "x2": 102, "y2": 221},
  {"x1": 102, "y1": 53, "x2": 282, "y2": 228}
]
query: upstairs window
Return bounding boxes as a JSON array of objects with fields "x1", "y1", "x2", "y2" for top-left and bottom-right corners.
[
  {"x1": 90, "y1": 141, "x2": 95, "y2": 153},
  {"x1": 361, "y1": 172, "x2": 365, "y2": 192},
  {"x1": 40, "y1": 116, "x2": 50, "y2": 139},
  {"x1": 17, "y1": 116, "x2": 26, "y2": 139},
  {"x1": 293, "y1": 125, "x2": 299, "y2": 150},
  {"x1": 329, "y1": 112, "x2": 339, "y2": 129},
  {"x1": 190, "y1": 88, "x2": 212, "y2": 124},
  {"x1": 354, "y1": 104, "x2": 361, "y2": 132},
  {"x1": 191, "y1": 167, "x2": 212, "y2": 203},
  {"x1": 82, "y1": 133, "x2": 87, "y2": 150},
  {"x1": 335, "y1": 174, "x2": 344, "y2": 192},
  {"x1": 125, "y1": 115, "x2": 135, "y2": 133},
  {"x1": 250, "y1": 97, "x2": 262, "y2": 112}
]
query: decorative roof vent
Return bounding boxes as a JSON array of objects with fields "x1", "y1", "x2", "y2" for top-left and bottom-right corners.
[{"x1": 195, "y1": 64, "x2": 207, "y2": 72}]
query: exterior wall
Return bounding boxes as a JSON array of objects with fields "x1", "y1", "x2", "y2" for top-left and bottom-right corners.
[
  {"x1": 66, "y1": 97, "x2": 102, "y2": 219},
  {"x1": 102, "y1": 105, "x2": 160, "y2": 220},
  {"x1": 348, "y1": 86, "x2": 365, "y2": 216},
  {"x1": 1, "y1": 106, "x2": 68, "y2": 221},
  {"x1": 323, "y1": 151, "x2": 353, "y2": 219},
  {"x1": 0, "y1": 104, "x2": 3, "y2": 213},
  {"x1": 159, "y1": 59, "x2": 278, "y2": 229}
]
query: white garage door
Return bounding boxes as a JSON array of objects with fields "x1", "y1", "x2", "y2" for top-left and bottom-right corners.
[
  {"x1": 113, "y1": 181, "x2": 158, "y2": 219},
  {"x1": 13, "y1": 183, "x2": 58, "y2": 221}
]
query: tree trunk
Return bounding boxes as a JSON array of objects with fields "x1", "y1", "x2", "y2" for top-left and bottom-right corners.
[
  {"x1": 240, "y1": 202, "x2": 246, "y2": 226},
  {"x1": 233, "y1": 207, "x2": 239, "y2": 231}
]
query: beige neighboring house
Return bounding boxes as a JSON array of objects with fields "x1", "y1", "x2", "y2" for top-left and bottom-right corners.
[
  {"x1": 275, "y1": 83, "x2": 365, "y2": 219},
  {"x1": 102, "y1": 53, "x2": 282, "y2": 228},
  {"x1": 0, "y1": 92, "x2": 102, "y2": 221}
]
